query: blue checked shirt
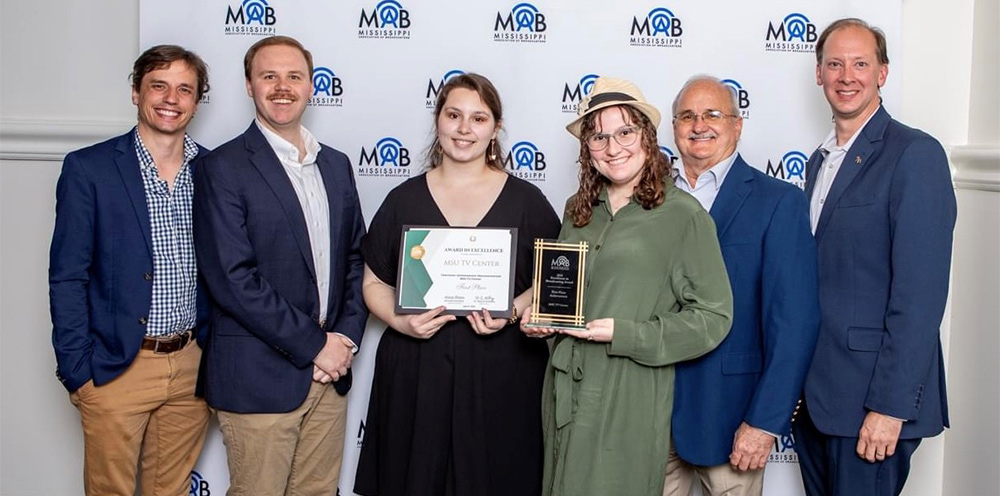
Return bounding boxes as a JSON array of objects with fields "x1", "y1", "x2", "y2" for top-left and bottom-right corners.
[{"x1": 134, "y1": 129, "x2": 198, "y2": 337}]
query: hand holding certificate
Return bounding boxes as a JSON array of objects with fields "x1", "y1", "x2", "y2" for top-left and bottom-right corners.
[{"x1": 396, "y1": 226, "x2": 517, "y2": 317}]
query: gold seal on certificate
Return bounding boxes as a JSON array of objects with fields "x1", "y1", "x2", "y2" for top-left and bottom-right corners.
[
  {"x1": 396, "y1": 226, "x2": 517, "y2": 317},
  {"x1": 526, "y1": 239, "x2": 588, "y2": 330}
]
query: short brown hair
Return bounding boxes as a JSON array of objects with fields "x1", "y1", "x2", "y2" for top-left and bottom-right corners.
[
  {"x1": 426, "y1": 73, "x2": 506, "y2": 171},
  {"x1": 816, "y1": 18, "x2": 889, "y2": 65},
  {"x1": 131, "y1": 45, "x2": 210, "y2": 101},
  {"x1": 568, "y1": 105, "x2": 668, "y2": 227},
  {"x1": 243, "y1": 36, "x2": 314, "y2": 80}
]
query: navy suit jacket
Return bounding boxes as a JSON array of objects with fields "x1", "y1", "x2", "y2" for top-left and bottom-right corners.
[
  {"x1": 193, "y1": 123, "x2": 367, "y2": 414},
  {"x1": 49, "y1": 130, "x2": 210, "y2": 393},
  {"x1": 803, "y1": 107, "x2": 955, "y2": 438},
  {"x1": 672, "y1": 155, "x2": 820, "y2": 466}
]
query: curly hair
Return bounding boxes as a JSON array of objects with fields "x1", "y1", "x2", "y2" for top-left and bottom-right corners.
[{"x1": 568, "y1": 105, "x2": 668, "y2": 227}]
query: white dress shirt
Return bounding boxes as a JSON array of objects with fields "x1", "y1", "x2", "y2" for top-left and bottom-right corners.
[
  {"x1": 671, "y1": 151, "x2": 738, "y2": 212},
  {"x1": 809, "y1": 108, "x2": 879, "y2": 233}
]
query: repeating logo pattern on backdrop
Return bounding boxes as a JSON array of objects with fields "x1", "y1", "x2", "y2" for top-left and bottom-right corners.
[
  {"x1": 629, "y1": 7, "x2": 684, "y2": 48},
  {"x1": 768, "y1": 433, "x2": 800, "y2": 464},
  {"x1": 309, "y1": 67, "x2": 343, "y2": 107},
  {"x1": 357, "y1": 137, "x2": 412, "y2": 178},
  {"x1": 721, "y1": 79, "x2": 751, "y2": 119},
  {"x1": 223, "y1": 0, "x2": 277, "y2": 36},
  {"x1": 660, "y1": 146, "x2": 679, "y2": 166},
  {"x1": 764, "y1": 13, "x2": 817, "y2": 53},
  {"x1": 425, "y1": 69, "x2": 466, "y2": 109},
  {"x1": 493, "y1": 3, "x2": 547, "y2": 43},
  {"x1": 189, "y1": 471, "x2": 211, "y2": 496},
  {"x1": 765, "y1": 150, "x2": 808, "y2": 189},
  {"x1": 561, "y1": 74, "x2": 600, "y2": 114},
  {"x1": 505, "y1": 140, "x2": 547, "y2": 182},
  {"x1": 358, "y1": 0, "x2": 411, "y2": 39}
]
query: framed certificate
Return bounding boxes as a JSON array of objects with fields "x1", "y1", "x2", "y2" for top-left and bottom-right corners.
[
  {"x1": 395, "y1": 226, "x2": 517, "y2": 317},
  {"x1": 525, "y1": 239, "x2": 588, "y2": 330}
]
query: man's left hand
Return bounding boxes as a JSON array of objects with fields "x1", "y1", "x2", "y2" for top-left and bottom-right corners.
[
  {"x1": 857, "y1": 411, "x2": 903, "y2": 463},
  {"x1": 729, "y1": 422, "x2": 773, "y2": 471}
]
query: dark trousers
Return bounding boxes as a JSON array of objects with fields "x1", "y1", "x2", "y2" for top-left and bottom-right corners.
[{"x1": 793, "y1": 402, "x2": 921, "y2": 496}]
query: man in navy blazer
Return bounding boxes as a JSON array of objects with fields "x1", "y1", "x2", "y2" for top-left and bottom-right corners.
[
  {"x1": 664, "y1": 76, "x2": 820, "y2": 496},
  {"x1": 794, "y1": 19, "x2": 957, "y2": 496},
  {"x1": 49, "y1": 45, "x2": 212, "y2": 495},
  {"x1": 194, "y1": 36, "x2": 367, "y2": 496}
]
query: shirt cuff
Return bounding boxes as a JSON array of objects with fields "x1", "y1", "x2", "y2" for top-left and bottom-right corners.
[{"x1": 333, "y1": 332, "x2": 359, "y2": 354}]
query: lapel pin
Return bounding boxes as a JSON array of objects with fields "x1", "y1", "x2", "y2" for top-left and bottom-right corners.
[{"x1": 855, "y1": 155, "x2": 862, "y2": 164}]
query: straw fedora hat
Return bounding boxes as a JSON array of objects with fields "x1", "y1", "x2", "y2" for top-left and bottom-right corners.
[{"x1": 565, "y1": 77, "x2": 661, "y2": 139}]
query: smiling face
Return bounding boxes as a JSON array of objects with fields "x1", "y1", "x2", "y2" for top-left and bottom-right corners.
[
  {"x1": 435, "y1": 87, "x2": 499, "y2": 166},
  {"x1": 245, "y1": 44, "x2": 312, "y2": 140},
  {"x1": 132, "y1": 60, "x2": 199, "y2": 139},
  {"x1": 816, "y1": 25, "x2": 888, "y2": 126},
  {"x1": 672, "y1": 80, "x2": 743, "y2": 174},
  {"x1": 588, "y1": 106, "x2": 647, "y2": 192}
]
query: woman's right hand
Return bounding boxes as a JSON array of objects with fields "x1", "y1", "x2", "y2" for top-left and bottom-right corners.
[
  {"x1": 519, "y1": 306, "x2": 558, "y2": 338},
  {"x1": 395, "y1": 306, "x2": 456, "y2": 339}
]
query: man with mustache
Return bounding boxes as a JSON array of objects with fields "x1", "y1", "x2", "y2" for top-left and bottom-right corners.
[
  {"x1": 663, "y1": 76, "x2": 819, "y2": 496},
  {"x1": 194, "y1": 36, "x2": 367, "y2": 496}
]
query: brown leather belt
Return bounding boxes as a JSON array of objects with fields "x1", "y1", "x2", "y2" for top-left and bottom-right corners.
[{"x1": 141, "y1": 330, "x2": 193, "y2": 354}]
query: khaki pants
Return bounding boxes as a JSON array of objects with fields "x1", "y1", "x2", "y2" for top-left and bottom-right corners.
[
  {"x1": 217, "y1": 381, "x2": 348, "y2": 496},
  {"x1": 70, "y1": 339, "x2": 210, "y2": 496},
  {"x1": 663, "y1": 440, "x2": 765, "y2": 496}
]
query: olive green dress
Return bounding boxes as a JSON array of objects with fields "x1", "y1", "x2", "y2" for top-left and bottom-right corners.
[{"x1": 541, "y1": 182, "x2": 733, "y2": 496}]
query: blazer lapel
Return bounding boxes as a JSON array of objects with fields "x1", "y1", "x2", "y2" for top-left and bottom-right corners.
[
  {"x1": 244, "y1": 124, "x2": 318, "y2": 282},
  {"x1": 710, "y1": 155, "x2": 753, "y2": 239},
  {"x1": 814, "y1": 108, "x2": 890, "y2": 241},
  {"x1": 316, "y1": 148, "x2": 345, "y2": 318},
  {"x1": 113, "y1": 132, "x2": 153, "y2": 255},
  {"x1": 804, "y1": 148, "x2": 824, "y2": 201}
]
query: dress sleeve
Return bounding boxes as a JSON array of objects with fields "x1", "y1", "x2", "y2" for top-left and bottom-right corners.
[{"x1": 361, "y1": 188, "x2": 402, "y2": 287}]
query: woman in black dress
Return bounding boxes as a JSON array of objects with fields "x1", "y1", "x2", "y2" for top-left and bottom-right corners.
[{"x1": 354, "y1": 73, "x2": 560, "y2": 496}]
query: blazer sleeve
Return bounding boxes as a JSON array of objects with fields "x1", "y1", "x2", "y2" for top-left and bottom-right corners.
[
  {"x1": 744, "y1": 187, "x2": 820, "y2": 434},
  {"x1": 330, "y1": 155, "x2": 368, "y2": 349},
  {"x1": 865, "y1": 136, "x2": 957, "y2": 419},
  {"x1": 48, "y1": 152, "x2": 96, "y2": 392},
  {"x1": 193, "y1": 154, "x2": 326, "y2": 369},
  {"x1": 608, "y1": 210, "x2": 733, "y2": 367}
]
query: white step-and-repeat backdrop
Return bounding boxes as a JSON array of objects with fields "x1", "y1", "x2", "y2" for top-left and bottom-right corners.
[{"x1": 140, "y1": 1, "x2": 901, "y2": 495}]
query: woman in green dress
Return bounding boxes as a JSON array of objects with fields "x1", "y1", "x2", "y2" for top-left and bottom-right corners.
[{"x1": 522, "y1": 77, "x2": 733, "y2": 496}]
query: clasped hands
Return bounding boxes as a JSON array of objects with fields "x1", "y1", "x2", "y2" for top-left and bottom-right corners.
[
  {"x1": 518, "y1": 306, "x2": 614, "y2": 342},
  {"x1": 312, "y1": 333, "x2": 355, "y2": 384}
]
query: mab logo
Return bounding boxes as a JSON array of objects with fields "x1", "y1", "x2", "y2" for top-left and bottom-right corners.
[
  {"x1": 764, "y1": 13, "x2": 817, "y2": 53},
  {"x1": 359, "y1": 0, "x2": 411, "y2": 39},
  {"x1": 630, "y1": 7, "x2": 683, "y2": 48},
  {"x1": 425, "y1": 69, "x2": 466, "y2": 108},
  {"x1": 721, "y1": 79, "x2": 751, "y2": 119},
  {"x1": 561, "y1": 73, "x2": 599, "y2": 114},
  {"x1": 765, "y1": 150, "x2": 808, "y2": 189},
  {"x1": 494, "y1": 3, "x2": 547, "y2": 43},
  {"x1": 224, "y1": 0, "x2": 276, "y2": 36},
  {"x1": 505, "y1": 141, "x2": 547, "y2": 182},
  {"x1": 357, "y1": 137, "x2": 411, "y2": 178},
  {"x1": 356, "y1": 419, "x2": 366, "y2": 448},
  {"x1": 309, "y1": 67, "x2": 343, "y2": 107},
  {"x1": 189, "y1": 470, "x2": 211, "y2": 496},
  {"x1": 660, "y1": 146, "x2": 679, "y2": 166},
  {"x1": 768, "y1": 432, "x2": 800, "y2": 464}
]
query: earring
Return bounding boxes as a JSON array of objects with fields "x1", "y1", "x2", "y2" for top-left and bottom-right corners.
[{"x1": 488, "y1": 139, "x2": 497, "y2": 161}]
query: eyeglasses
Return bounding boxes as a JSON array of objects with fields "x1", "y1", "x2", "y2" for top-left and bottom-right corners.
[
  {"x1": 585, "y1": 125, "x2": 641, "y2": 151},
  {"x1": 672, "y1": 110, "x2": 739, "y2": 124}
]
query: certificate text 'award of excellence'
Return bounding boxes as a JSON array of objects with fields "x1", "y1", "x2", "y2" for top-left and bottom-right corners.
[
  {"x1": 526, "y1": 239, "x2": 588, "y2": 330},
  {"x1": 395, "y1": 226, "x2": 517, "y2": 317}
]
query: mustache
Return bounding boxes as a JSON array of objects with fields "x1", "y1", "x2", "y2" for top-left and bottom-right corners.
[
  {"x1": 687, "y1": 132, "x2": 717, "y2": 140},
  {"x1": 268, "y1": 91, "x2": 298, "y2": 101}
]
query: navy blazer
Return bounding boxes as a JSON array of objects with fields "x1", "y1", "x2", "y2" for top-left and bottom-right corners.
[
  {"x1": 193, "y1": 123, "x2": 367, "y2": 414},
  {"x1": 803, "y1": 107, "x2": 955, "y2": 438},
  {"x1": 672, "y1": 156, "x2": 820, "y2": 466},
  {"x1": 49, "y1": 130, "x2": 211, "y2": 393}
]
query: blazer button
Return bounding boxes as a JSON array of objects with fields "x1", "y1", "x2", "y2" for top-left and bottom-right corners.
[
  {"x1": 143, "y1": 272, "x2": 153, "y2": 281},
  {"x1": 139, "y1": 317, "x2": 148, "y2": 325}
]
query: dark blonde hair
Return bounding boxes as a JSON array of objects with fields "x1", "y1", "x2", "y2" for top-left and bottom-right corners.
[
  {"x1": 816, "y1": 18, "x2": 889, "y2": 65},
  {"x1": 569, "y1": 105, "x2": 668, "y2": 227},
  {"x1": 243, "y1": 36, "x2": 314, "y2": 80},
  {"x1": 426, "y1": 73, "x2": 505, "y2": 171}
]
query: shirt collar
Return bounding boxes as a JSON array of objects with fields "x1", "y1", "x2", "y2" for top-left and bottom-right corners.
[
  {"x1": 670, "y1": 150, "x2": 738, "y2": 191},
  {"x1": 820, "y1": 105, "x2": 880, "y2": 156},
  {"x1": 133, "y1": 127, "x2": 199, "y2": 171},
  {"x1": 255, "y1": 119, "x2": 321, "y2": 166}
]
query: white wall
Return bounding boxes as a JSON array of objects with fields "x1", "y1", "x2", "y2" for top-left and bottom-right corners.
[{"x1": 1, "y1": 1, "x2": 997, "y2": 495}]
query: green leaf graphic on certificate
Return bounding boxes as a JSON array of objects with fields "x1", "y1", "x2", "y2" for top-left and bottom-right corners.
[{"x1": 401, "y1": 229, "x2": 433, "y2": 307}]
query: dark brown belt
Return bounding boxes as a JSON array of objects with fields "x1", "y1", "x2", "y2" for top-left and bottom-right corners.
[{"x1": 141, "y1": 330, "x2": 193, "y2": 354}]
